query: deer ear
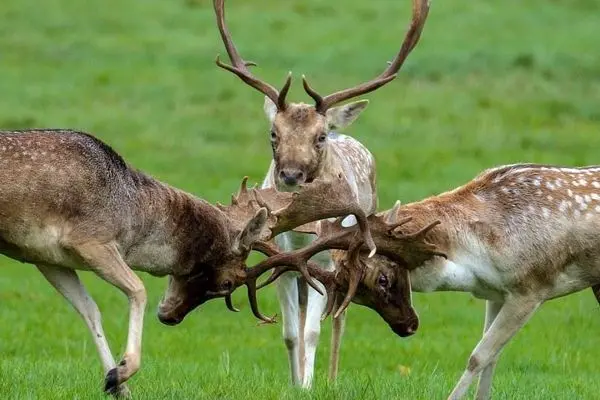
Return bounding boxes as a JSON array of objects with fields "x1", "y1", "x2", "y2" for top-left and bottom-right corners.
[
  {"x1": 263, "y1": 96, "x2": 278, "y2": 122},
  {"x1": 234, "y1": 208, "x2": 269, "y2": 253},
  {"x1": 326, "y1": 100, "x2": 369, "y2": 130}
]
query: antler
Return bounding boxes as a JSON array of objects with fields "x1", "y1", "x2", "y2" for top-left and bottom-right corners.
[
  {"x1": 244, "y1": 206, "x2": 447, "y2": 322},
  {"x1": 213, "y1": 0, "x2": 291, "y2": 110},
  {"x1": 217, "y1": 176, "x2": 376, "y2": 323},
  {"x1": 219, "y1": 175, "x2": 376, "y2": 253},
  {"x1": 245, "y1": 230, "x2": 358, "y2": 323},
  {"x1": 303, "y1": 0, "x2": 431, "y2": 113}
]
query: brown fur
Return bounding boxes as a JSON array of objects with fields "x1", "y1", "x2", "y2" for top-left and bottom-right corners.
[
  {"x1": 0, "y1": 130, "x2": 270, "y2": 393},
  {"x1": 337, "y1": 164, "x2": 600, "y2": 332}
]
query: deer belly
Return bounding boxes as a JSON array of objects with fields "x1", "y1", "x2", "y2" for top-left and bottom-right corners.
[{"x1": 0, "y1": 226, "x2": 80, "y2": 268}]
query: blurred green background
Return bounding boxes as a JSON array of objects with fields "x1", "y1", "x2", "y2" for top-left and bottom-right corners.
[{"x1": 0, "y1": 0, "x2": 599, "y2": 398}]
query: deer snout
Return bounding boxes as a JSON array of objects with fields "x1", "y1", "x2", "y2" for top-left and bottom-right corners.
[
  {"x1": 278, "y1": 169, "x2": 305, "y2": 186},
  {"x1": 390, "y1": 317, "x2": 419, "y2": 338},
  {"x1": 157, "y1": 312, "x2": 182, "y2": 326}
]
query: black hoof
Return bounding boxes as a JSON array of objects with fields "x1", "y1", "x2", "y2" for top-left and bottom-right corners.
[{"x1": 104, "y1": 367, "x2": 119, "y2": 395}]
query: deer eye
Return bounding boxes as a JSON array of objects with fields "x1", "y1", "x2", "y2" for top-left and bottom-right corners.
[
  {"x1": 377, "y1": 274, "x2": 389, "y2": 288},
  {"x1": 317, "y1": 133, "x2": 327, "y2": 143},
  {"x1": 270, "y1": 131, "x2": 277, "y2": 141},
  {"x1": 221, "y1": 280, "x2": 233, "y2": 291}
]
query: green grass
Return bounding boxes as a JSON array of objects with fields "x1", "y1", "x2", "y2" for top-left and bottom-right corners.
[{"x1": 1, "y1": 0, "x2": 599, "y2": 398}]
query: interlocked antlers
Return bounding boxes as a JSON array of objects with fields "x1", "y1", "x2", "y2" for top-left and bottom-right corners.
[
  {"x1": 218, "y1": 175, "x2": 376, "y2": 322},
  {"x1": 214, "y1": 0, "x2": 430, "y2": 113},
  {"x1": 251, "y1": 205, "x2": 446, "y2": 321}
]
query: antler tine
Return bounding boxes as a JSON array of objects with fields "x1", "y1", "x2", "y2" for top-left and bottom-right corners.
[
  {"x1": 321, "y1": 285, "x2": 339, "y2": 321},
  {"x1": 306, "y1": 0, "x2": 430, "y2": 113},
  {"x1": 402, "y1": 219, "x2": 441, "y2": 239},
  {"x1": 251, "y1": 188, "x2": 272, "y2": 213},
  {"x1": 245, "y1": 277, "x2": 277, "y2": 323},
  {"x1": 389, "y1": 217, "x2": 414, "y2": 232},
  {"x1": 225, "y1": 294, "x2": 240, "y2": 312},
  {"x1": 333, "y1": 240, "x2": 364, "y2": 319},
  {"x1": 213, "y1": 0, "x2": 291, "y2": 109}
]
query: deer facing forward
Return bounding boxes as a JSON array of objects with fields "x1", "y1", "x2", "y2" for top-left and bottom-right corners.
[{"x1": 212, "y1": 0, "x2": 430, "y2": 387}]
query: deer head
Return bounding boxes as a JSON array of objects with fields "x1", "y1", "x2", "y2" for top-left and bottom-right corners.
[
  {"x1": 251, "y1": 201, "x2": 445, "y2": 335},
  {"x1": 213, "y1": 0, "x2": 430, "y2": 188},
  {"x1": 158, "y1": 176, "x2": 376, "y2": 324}
]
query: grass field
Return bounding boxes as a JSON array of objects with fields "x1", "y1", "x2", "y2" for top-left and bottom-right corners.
[{"x1": 1, "y1": 0, "x2": 599, "y2": 398}]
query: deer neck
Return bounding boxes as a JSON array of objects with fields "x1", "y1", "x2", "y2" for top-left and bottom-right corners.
[
  {"x1": 395, "y1": 190, "x2": 502, "y2": 298},
  {"x1": 123, "y1": 182, "x2": 230, "y2": 277}
]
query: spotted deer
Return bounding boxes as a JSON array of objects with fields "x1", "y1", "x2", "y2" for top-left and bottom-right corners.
[
  {"x1": 287, "y1": 163, "x2": 600, "y2": 399},
  {"x1": 0, "y1": 129, "x2": 372, "y2": 396},
  {"x1": 212, "y1": 0, "x2": 430, "y2": 387}
]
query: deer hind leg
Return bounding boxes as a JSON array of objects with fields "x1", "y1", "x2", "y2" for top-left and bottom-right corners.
[
  {"x1": 448, "y1": 295, "x2": 540, "y2": 400},
  {"x1": 70, "y1": 241, "x2": 147, "y2": 395},
  {"x1": 276, "y1": 272, "x2": 302, "y2": 385},
  {"x1": 36, "y1": 264, "x2": 130, "y2": 398},
  {"x1": 328, "y1": 293, "x2": 346, "y2": 383},
  {"x1": 474, "y1": 300, "x2": 503, "y2": 400}
]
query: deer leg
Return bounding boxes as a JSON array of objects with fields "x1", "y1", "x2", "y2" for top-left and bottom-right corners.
[
  {"x1": 474, "y1": 300, "x2": 503, "y2": 400},
  {"x1": 276, "y1": 272, "x2": 302, "y2": 385},
  {"x1": 448, "y1": 296, "x2": 540, "y2": 400},
  {"x1": 328, "y1": 294, "x2": 346, "y2": 383},
  {"x1": 36, "y1": 264, "x2": 130, "y2": 398},
  {"x1": 301, "y1": 261, "x2": 329, "y2": 389},
  {"x1": 71, "y1": 241, "x2": 147, "y2": 395},
  {"x1": 297, "y1": 277, "x2": 308, "y2": 383}
]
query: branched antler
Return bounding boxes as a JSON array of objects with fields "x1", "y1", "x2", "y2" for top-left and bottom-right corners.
[
  {"x1": 303, "y1": 0, "x2": 431, "y2": 113},
  {"x1": 241, "y1": 206, "x2": 447, "y2": 321},
  {"x1": 213, "y1": 0, "x2": 291, "y2": 110}
]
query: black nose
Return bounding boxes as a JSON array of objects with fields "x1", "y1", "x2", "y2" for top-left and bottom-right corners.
[
  {"x1": 157, "y1": 312, "x2": 182, "y2": 326},
  {"x1": 279, "y1": 169, "x2": 305, "y2": 186},
  {"x1": 391, "y1": 318, "x2": 419, "y2": 337}
]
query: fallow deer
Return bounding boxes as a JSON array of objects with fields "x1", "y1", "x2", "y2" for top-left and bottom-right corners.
[
  {"x1": 0, "y1": 129, "x2": 371, "y2": 396},
  {"x1": 212, "y1": 0, "x2": 430, "y2": 387},
  {"x1": 280, "y1": 163, "x2": 600, "y2": 399}
]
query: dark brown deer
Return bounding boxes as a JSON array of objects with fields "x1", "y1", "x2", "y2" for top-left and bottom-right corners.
[
  {"x1": 290, "y1": 164, "x2": 600, "y2": 399},
  {"x1": 213, "y1": 0, "x2": 430, "y2": 387},
  {"x1": 0, "y1": 129, "x2": 371, "y2": 397}
]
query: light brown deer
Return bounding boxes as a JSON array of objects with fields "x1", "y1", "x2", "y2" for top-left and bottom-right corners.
[
  {"x1": 281, "y1": 164, "x2": 600, "y2": 399},
  {"x1": 0, "y1": 129, "x2": 371, "y2": 396},
  {"x1": 212, "y1": 0, "x2": 430, "y2": 387}
]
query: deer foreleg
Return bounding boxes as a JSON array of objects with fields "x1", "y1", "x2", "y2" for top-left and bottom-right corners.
[
  {"x1": 72, "y1": 241, "x2": 147, "y2": 395},
  {"x1": 36, "y1": 264, "x2": 130, "y2": 398},
  {"x1": 448, "y1": 296, "x2": 540, "y2": 400},
  {"x1": 474, "y1": 300, "x2": 503, "y2": 400},
  {"x1": 276, "y1": 272, "x2": 302, "y2": 385},
  {"x1": 302, "y1": 270, "x2": 328, "y2": 389}
]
